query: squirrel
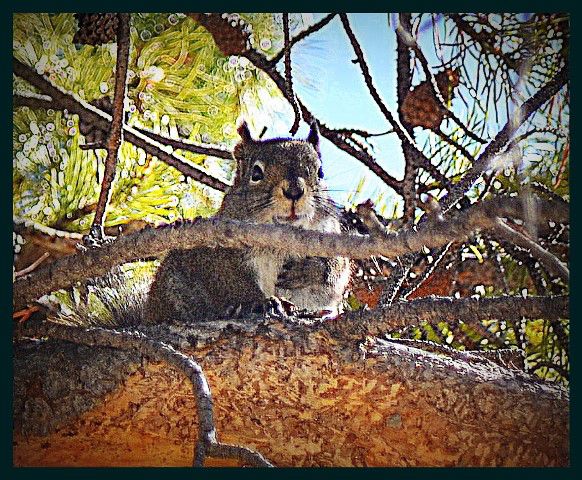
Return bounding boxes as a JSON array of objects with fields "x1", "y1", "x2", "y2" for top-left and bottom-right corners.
[{"x1": 143, "y1": 121, "x2": 351, "y2": 323}]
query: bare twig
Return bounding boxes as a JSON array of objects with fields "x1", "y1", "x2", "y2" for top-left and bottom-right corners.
[
  {"x1": 340, "y1": 14, "x2": 433, "y2": 184},
  {"x1": 89, "y1": 13, "x2": 131, "y2": 243},
  {"x1": 14, "y1": 252, "x2": 50, "y2": 278},
  {"x1": 270, "y1": 13, "x2": 337, "y2": 65},
  {"x1": 17, "y1": 320, "x2": 273, "y2": 467},
  {"x1": 282, "y1": 13, "x2": 301, "y2": 134},
  {"x1": 493, "y1": 218, "x2": 569, "y2": 283},
  {"x1": 448, "y1": 14, "x2": 518, "y2": 71},
  {"x1": 13, "y1": 195, "x2": 569, "y2": 310},
  {"x1": 401, "y1": 242, "x2": 455, "y2": 299},
  {"x1": 395, "y1": 13, "x2": 418, "y2": 226}
]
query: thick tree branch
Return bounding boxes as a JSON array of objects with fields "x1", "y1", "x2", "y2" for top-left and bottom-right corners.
[
  {"x1": 324, "y1": 294, "x2": 568, "y2": 341},
  {"x1": 13, "y1": 196, "x2": 568, "y2": 310},
  {"x1": 18, "y1": 319, "x2": 274, "y2": 467}
]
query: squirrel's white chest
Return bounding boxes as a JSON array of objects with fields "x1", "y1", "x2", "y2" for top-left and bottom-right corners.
[{"x1": 246, "y1": 250, "x2": 288, "y2": 297}]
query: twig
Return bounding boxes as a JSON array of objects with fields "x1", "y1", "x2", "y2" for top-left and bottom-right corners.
[
  {"x1": 401, "y1": 242, "x2": 455, "y2": 299},
  {"x1": 13, "y1": 195, "x2": 569, "y2": 310},
  {"x1": 340, "y1": 14, "x2": 434, "y2": 189},
  {"x1": 493, "y1": 218, "x2": 569, "y2": 283},
  {"x1": 17, "y1": 320, "x2": 273, "y2": 467},
  {"x1": 395, "y1": 13, "x2": 417, "y2": 226},
  {"x1": 282, "y1": 13, "x2": 301, "y2": 135},
  {"x1": 89, "y1": 13, "x2": 131, "y2": 243},
  {"x1": 13, "y1": 59, "x2": 230, "y2": 192},
  {"x1": 448, "y1": 14, "x2": 518, "y2": 71},
  {"x1": 270, "y1": 13, "x2": 337, "y2": 65},
  {"x1": 433, "y1": 127, "x2": 476, "y2": 163},
  {"x1": 440, "y1": 61, "x2": 568, "y2": 213},
  {"x1": 14, "y1": 252, "x2": 50, "y2": 278}
]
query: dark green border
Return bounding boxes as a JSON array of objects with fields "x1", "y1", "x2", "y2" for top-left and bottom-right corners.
[{"x1": 5, "y1": 2, "x2": 577, "y2": 479}]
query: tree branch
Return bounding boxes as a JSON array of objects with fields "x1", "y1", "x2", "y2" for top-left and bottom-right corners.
[
  {"x1": 493, "y1": 219, "x2": 569, "y2": 283},
  {"x1": 282, "y1": 13, "x2": 301, "y2": 134},
  {"x1": 440, "y1": 61, "x2": 568, "y2": 212},
  {"x1": 395, "y1": 13, "x2": 418, "y2": 225},
  {"x1": 17, "y1": 319, "x2": 274, "y2": 467},
  {"x1": 13, "y1": 58, "x2": 231, "y2": 192},
  {"x1": 13, "y1": 196, "x2": 568, "y2": 310},
  {"x1": 324, "y1": 294, "x2": 568, "y2": 341},
  {"x1": 340, "y1": 13, "x2": 438, "y2": 204},
  {"x1": 89, "y1": 13, "x2": 131, "y2": 242}
]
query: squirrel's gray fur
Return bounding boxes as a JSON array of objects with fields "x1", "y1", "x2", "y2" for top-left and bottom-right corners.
[
  {"x1": 144, "y1": 121, "x2": 350, "y2": 323},
  {"x1": 56, "y1": 121, "x2": 350, "y2": 326}
]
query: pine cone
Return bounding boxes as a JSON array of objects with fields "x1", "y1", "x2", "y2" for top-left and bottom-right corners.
[
  {"x1": 401, "y1": 68, "x2": 460, "y2": 130},
  {"x1": 189, "y1": 13, "x2": 251, "y2": 56},
  {"x1": 73, "y1": 13, "x2": 119, "y2": 45}
]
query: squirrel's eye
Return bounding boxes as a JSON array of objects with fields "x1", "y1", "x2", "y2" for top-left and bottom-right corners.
[
  {"x1": 318, "y1": 165, "x2": 324, "y2": 179},
  {"x1": 250, "y1": 163, "x2": 264, "y2": 182}
]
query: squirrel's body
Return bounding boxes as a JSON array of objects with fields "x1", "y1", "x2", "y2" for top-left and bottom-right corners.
[{"x1": 144, "y1": 122, "x2": 350, "y2": 323}]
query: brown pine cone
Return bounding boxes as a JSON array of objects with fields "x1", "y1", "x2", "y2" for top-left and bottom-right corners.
[
  {"x1": 73, "y1": 13, "x2": 119, "y2": 45},
  {"x1": 401, "y1": 68, "x2": 460, "y2": 130}
]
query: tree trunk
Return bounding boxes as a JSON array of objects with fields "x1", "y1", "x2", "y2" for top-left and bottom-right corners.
[{"x1": 13, "y1": 324, "x2": 568, "y2": 467}]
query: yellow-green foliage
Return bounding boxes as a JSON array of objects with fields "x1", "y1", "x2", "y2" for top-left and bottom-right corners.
[{"x1": 13, "y1": 13, "x2": 288, "y2": 231}]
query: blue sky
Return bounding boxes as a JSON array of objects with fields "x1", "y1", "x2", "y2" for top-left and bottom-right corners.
[
  {"x1": 266, "y1": 13, "x2": 545, "y2": 216},
  {"x1": 273, "y1": 13, "x2": 405, "y2": 214}
]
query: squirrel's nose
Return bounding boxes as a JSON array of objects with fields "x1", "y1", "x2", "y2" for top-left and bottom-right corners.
[{"x1": 283, "y1": 179, "x2": 305, "y2": 201}]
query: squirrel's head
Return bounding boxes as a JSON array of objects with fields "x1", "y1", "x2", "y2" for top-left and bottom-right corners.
[{"x1": 224, "y1": 121, "x2": 330, "y2": 227}]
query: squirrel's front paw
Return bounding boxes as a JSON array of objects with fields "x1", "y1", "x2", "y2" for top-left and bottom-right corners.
[
  {"x1": 276, "y1": 257, "x2": 327, "y2": 289},
  {"x1": 224, "y1": 299, "x2": 288, "y2": 319}
]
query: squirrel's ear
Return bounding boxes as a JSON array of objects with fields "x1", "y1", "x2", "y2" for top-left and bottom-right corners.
[
  {"x1": 307, "y1": 121, "x2": 320, "y2": 156},
  {"x1": 237, "y1": 121, "x2": 254, "y2": 143}
]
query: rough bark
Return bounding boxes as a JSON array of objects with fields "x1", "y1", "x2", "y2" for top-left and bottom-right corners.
[
  {"x1": 13, "y1": 318, "x2": 568, "y2": 467},
  {"x1": 13, "y1": 195, "x2": 568, "y2": 310}
]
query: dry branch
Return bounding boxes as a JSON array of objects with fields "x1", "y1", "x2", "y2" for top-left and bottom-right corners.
[
  {"x1": 13, "y1": 195, "x2": 568, "y2": 310},
  {"x1": 493, "y1": 219, "x2": 569, "y2": 283},
  {"x1": 395, "y1": 13, "x2": 418, "y2": 225},
  {"x1": 441, "y1": 61, "x2": 568, "y2": 212},
  {"x1": 282, "y1": 13, "x2": 301, "y2": 135},
  {"x1": 90, "y1": 13, "x2": 130, "y2": 241}
]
